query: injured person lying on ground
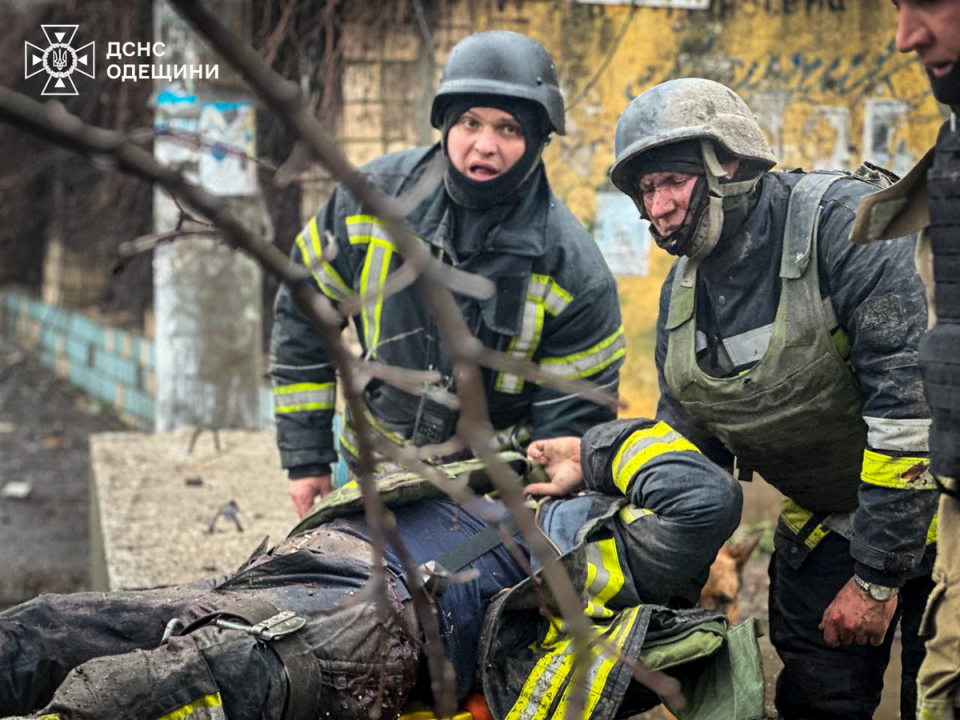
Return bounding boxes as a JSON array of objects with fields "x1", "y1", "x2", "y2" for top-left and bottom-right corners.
[{"x1": 0, "y1": 418, "x2": 763, "y2": 720}]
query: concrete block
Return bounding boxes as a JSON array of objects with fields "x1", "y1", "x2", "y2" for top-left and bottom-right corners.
[
  {"x1": 89, "y1": 428, "x2": 295, "y2": 590},
  {"x1": 342, "y1": 102, "x2": 385, "y2": 141},
  {"x1": 382, "y1": 62, "x2": 418, "y2": 102},
  {"x1": 382, "y1": 30, "x2": 420, "y2": 62},
  {"x1": 344, "y1": 140, "x2": 386, "y2": 168},
  {"x1": 342, "y1": 62, "x2": 381, "y2": 104}
]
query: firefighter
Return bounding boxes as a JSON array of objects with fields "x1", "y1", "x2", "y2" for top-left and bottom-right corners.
[
  {"x1": 271, "y1": 30, "x2": 624, "y2": 517},
  {"x1": 851, "y1": 3, "x2": 960, "y2": 718},
  {"x1": 0, "y1": 421, "x2": 753, "y2": 720},
  {"x1": 609, "y1": 78, "x2": 937, "y2": 719}
]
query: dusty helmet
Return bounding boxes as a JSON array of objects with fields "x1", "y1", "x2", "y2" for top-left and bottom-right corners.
[
  {"x1": 431, "y1": 31, "x2": 565, "y2": 136},
  {"x1": 610, "y1": 78, "x2": 775, "y2": 197}
]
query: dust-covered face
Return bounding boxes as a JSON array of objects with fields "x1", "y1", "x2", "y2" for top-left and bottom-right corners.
[
  {"x1": 638, "y1": 171, "x2": 700, "y2": 239},
  {"x1": 445, "y1": 107, "x2": 526, "y2": 182}
]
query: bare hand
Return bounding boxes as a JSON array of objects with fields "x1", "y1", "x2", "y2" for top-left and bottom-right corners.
[
  {"x1": 525, "y1": 437, "x2": 583, "y2": 496},
  {"x1": 288, "y1": 475, "x2": 332, "y2": 518},
  {"x1": 819, "y1": 577, "x2": 898, "y2": 647}
]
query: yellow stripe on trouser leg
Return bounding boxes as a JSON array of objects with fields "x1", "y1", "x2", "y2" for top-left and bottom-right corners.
[
  {"x1": 917, "y1": 478, "x2": 960, "y2": 720},
  {"x1": 273, "y1": 382, "x2": 335, "y2": 414},
  {"x1": 610, "y1": 422, "x2": 701, "y2": 493}
]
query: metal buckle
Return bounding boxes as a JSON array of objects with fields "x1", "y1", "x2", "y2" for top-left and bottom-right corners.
[{"x1": 215, "y1": 611, "x2": 307, "y2": 641}]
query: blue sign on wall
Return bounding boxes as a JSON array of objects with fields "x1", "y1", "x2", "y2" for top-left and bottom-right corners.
[{"x1": 594, "y1": 191, "x2": 652, "y2": 277}]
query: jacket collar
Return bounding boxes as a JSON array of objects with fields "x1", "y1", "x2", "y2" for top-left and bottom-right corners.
[{"x1": 415, "y1": 145, "x2": 551, "y2": 258}]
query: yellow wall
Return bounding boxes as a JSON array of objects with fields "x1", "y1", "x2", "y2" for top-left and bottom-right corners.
[{"x1": 339, "y1": 0, "x2": 943, "y2": 418}]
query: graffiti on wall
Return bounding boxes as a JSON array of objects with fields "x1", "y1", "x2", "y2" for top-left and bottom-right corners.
[
  {"x1": 705, "y1": 0, "x2": 845, "y2": 19},
  {"x1": 625, "y1": 40, "x2": 917, "y2": 106}
]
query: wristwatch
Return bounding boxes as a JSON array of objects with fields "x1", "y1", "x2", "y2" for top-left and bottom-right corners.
[{"x1": 853, "y1": 575, "x2": 898, "y2": 602}]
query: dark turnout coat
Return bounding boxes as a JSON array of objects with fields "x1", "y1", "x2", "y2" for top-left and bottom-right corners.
[{"x1": 270, "y1": 145, "x2": 625, "y2": 475}]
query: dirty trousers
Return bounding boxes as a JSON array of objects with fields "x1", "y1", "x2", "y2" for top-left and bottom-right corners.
[
  {"x1": 769, "y1": 531, "x2": 934, "y2": 720},
  {"x1": 917, "y1": 479, "x2": 960, "y2": 720},
  {"x1": 0, "y1": 531, "x2": 418, "y2": 720}
]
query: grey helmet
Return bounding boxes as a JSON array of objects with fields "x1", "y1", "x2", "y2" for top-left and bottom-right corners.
[
  {"x1": 610, "y1": 78, "x2": 775, "y2": 199},
  {"x1": 610, "y1": 79, "x2": 776, "y2": 264},
  {"x1": 431, "y1": 31, "x2": 565, "y2": 136}
]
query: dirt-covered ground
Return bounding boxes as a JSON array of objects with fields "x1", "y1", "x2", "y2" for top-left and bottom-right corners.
[{"x1": 0, "y1": 341, "x2": 127, "y2": 606}]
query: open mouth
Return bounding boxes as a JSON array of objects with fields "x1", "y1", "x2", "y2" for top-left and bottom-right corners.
[
  {"x1": 928, "y1": 61, "x2": 956, "y2": 78},
  {"x1": 467, "y1": 163, "x2": 500, "y2": 180}
]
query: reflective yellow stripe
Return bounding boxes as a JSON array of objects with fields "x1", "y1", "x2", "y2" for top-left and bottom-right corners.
[
  {"x1": 779, "y1": 498, "x2": 830, "y2": 550},
  {"x1": 611, "y1": 422, "x2": 701, "y2": 493},
  {"x1": 540, "y1": 325, "x2": 626, "y2": 380},
  {"x1": 345, "y1": 214, "x2": 397, "y2": 249},
  {"x1": 861, "y1": 450, "x2": 936, "y2": 490},
  {"x1": 529, "y1": 273, "x2": 573, "y2": 317},
  {"x1": 157, "y1": 693, "x2": 225, "y2": 720},
  {"x1": 357, "y1": 241, "x2": 394, "y2": 354},
  {"x1": 273, "y1": 382, "x2": 335, "y2": 413},
  {"x1": 832, "y1": 327, "x2": 850, "y2": 359},
  {"x1": 295, "y1": 219, "x2": 354, "y2": 301},
  {"x1": 505, "y1": 637, "x2": 575, "y2": 720},
  {"x1": 344, "y1": 214, "x2": 398, "y2": 354},
  {"x1": 585, "y1": 537, "x2": 625, "y2": 619},
  {"x1": 569, "y1": 606, "x2": 642, "y2": 720},
  {"x1": 618, "y1": 505, "x2": 654, "y2": 525},
  {"x1": 339, "y1": 412, "x2": 404, "y2": 461},
  {"x1": 553, "y1": 608, "x2": 640, "y2": 720},
  {"x1": 495, "y1": 275, "x2": 572, "y2": 394},
  {"x1": 496, "y1": 296, "x2": 545, "y2": 394},
  {"x1": 928, "y1": 511, "x2": 939, "y2": 545}
]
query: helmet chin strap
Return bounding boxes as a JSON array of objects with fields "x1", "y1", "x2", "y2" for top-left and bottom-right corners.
[{"x1": 679, "y1": 141, "x2": 762, "y2": 286}]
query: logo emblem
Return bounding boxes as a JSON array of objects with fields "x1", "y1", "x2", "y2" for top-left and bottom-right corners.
[{"x1": 24, "y1": 25, "x2": 95, "y2": 96}]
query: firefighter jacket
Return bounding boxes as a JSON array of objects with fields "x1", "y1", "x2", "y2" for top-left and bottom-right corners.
[
  {"x1": 657, "y1": 168, "x2": 937, "y2": 589},
  {"x1": 271, "y1": 145, "x2": 625, "y2": 476}
]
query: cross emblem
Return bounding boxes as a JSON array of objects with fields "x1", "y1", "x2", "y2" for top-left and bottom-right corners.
[{"x1": 24, "y1": 25, "x2": 95, "y2": 97}]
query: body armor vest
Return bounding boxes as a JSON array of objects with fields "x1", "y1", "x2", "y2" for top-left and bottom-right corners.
[
  {"x1": 922, "y1": 125, "x2": 960, "y2": 480},
  {"x1": 663, "y1": 173, "x2": 866, "y2": 512}
]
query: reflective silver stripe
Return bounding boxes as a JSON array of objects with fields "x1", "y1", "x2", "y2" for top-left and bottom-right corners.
[
  {"x1": 345, "y1": 214, "x2": 395, "y2": 248},
  {"x1": 694, "y1": 296, "x2": 838, "y2": 369},
  {"x1": 295, "y1": 219, "x2": 354, "y2": 301},
  {"x1": 273, "y1": 383, "x2": 335, "y2": 413},
  {"x1": 611, "y1": 422, "x2": 700, "y2": 493},
  {"x1": 528, "y1": 274, "x2": 572, "y2": 317},
  {"x1": 865, "y1": 416, "x2": 931, "y2": 453},
  {"x1": 539, "y1": 328, "x2": 626, "y2": 380},
  {"x1": 358, "y1": 241, "x2": 393, "y2": 353},
  {"x1": 496, "y1": 296, "x2": 544, "y2": 394},
  {"x1": 722, "y1": 324, "x2": 773, "y2": 368},
  {"x1": 495, "y1": 275, "x2": 573, "y2": 393}
]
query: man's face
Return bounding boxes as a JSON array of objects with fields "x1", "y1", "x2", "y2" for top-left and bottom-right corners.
[
  {"x1": 638, "y1": 171, "x2": 700, "y2": 238},
  {"x1": 893, "y1": 0, "x2": 960, "y2": 78},
  {"x1": 638, "y1": 158, "x2": 741, "y2": 243},
  {"x1": 446, "y1": 107, "x2": 526, "y2": 181}
]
